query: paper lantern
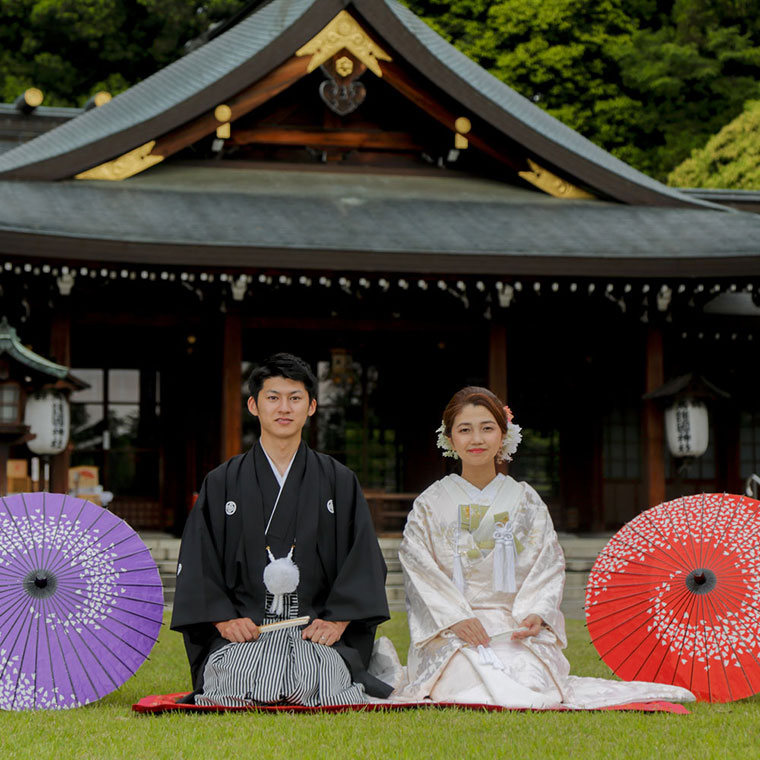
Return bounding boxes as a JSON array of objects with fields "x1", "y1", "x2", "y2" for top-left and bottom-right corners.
[
  {"x1": 665, "y1": 398, "x2": 709, "y2": 458},
  {"x1": 24, "y1": 390, "x2": 70, "y2": 455}
]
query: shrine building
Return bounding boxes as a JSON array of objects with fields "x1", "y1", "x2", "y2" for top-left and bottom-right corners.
[{"x1": 1, "y1": 0, "x2": 760, "y2": 533}]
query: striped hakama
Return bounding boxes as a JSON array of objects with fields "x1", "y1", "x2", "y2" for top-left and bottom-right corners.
[{"x1": 196, "y1": 594, "x2": 366, "y2": 707}]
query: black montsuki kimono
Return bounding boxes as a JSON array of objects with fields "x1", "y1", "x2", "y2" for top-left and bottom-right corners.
[{"x1": 170, "y1": 442, "x2": 392, "y2": 699}]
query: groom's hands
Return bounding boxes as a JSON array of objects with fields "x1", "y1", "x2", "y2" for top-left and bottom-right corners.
[
  {"x1": 302, "y1": 619, "x2": 348, "y2": 646},
  {"x1": 214, "y1": 617, "x2": 260, "y2": 642}
]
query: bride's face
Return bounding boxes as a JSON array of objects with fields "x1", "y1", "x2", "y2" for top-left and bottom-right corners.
[{"x1": 450, "y1": 404, "x2": 503, "y2": 466}]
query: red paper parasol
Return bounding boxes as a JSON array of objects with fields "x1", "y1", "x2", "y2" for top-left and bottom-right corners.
[{"x1": 586, "y1": 493, "x2": 760, "y2": 703}]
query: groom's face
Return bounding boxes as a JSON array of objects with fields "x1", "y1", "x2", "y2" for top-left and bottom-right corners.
[{"x1": 247, "y1": 376, "x2": 316, "y2": 440}]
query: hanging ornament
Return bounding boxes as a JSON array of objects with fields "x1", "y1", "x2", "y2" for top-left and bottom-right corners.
[
  {"x1": 492, "y1": 521, "x2": 517, "y2": 593},
  {"x1": 263, "y1": 545, "x2": 300, "y2": 616},
  {"x1": 665, "y1": 399, "x2": 709, "y2": 458}
]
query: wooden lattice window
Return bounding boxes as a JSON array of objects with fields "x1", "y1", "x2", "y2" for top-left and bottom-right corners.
[{"x1": 0, "y1": 382, "x2": 21, "y2": 423}]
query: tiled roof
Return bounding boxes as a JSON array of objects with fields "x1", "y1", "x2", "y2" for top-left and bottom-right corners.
[
  {"x1": 0, "y1": 0, "x2": 722, "y2": 208},
  {"x1": 0, "y1": 0, "x2": 317, "y2": 179},
  {"x1": 0, "y1": 165, "x2": 756, "y2": 274}
]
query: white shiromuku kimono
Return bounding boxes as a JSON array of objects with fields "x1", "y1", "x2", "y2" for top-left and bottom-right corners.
[{"x1": 392, "y1": 473, "x2": 695, "y2": 708}]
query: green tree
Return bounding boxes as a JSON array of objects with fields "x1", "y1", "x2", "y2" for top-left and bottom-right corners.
[
  {"x1": 667, "y1": 99, "x2": 760, "y2": 189},
  {"x1": 4, "y1": 0, "x2": 760, "y2": 182},
  {"x1": 403, "y1": 0, "x2": 760, "y2": 180},
  {"x1": 404, "y1": 0, "x2": 643, "y2": 162},
  {"x1": 614, "y1": 0, "x2": 760, "y2": 177},
  {"x1": 0, "y1": 0, "x2": 246, "y2": 106}
]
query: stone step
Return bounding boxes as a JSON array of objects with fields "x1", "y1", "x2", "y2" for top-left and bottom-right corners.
[
  {"x1": 564, "y1": 571, "x2": 590, "y2": 588},
  {"x1": 157, "y1": 559, "x2": 178, "y2": 575},
  {"x1": 380, "y1": 547, "x2": 400, "y2": 562},
  {"x1": 385, "y1": 571, "x2": 404, "y2": 588},
  {"x1": 385, "y1": 586, "x2": 406, "y2": 602},
  {"x1": 561, "y1": 599, "x2": 585, "y2": 621},
  {"x1": 153, "y1": 531, "x2": 603, "y2": 623},
  {"x1": 561, "y1": 584, "x2": 588, "y2": 602},
  {"x1": 142, "y1": 536, "x2": 181, "y2": 562},
  {"x1": 558, "y1": 535, "x2": 611, "y2": 559}
]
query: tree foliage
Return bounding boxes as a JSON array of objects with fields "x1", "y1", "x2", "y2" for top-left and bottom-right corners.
[
  {"x1": 2, "y1": 0, "x2": 760, "y2": 182},
  {"x1": 667, "y1": 99, "x2": 760, "y2": 189},
  {"x1": 0, "y1": 0, "x2": 247, "y2": 106},
  {"x1": 403, "y1": 0, "x2": 760, "y2": 179},
  {"x1": 403, "y1": 1, "x2": 642, "y2": 161}
]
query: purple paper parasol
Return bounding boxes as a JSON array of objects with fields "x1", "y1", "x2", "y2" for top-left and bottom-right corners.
[{"x1": 0, "y1": 492, "x2": 163, "y2": 710}]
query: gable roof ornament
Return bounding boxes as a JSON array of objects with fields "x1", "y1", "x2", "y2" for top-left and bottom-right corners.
[
  {"x1": 0, "y1": 0, "x2": 725, "y2": 208},
  {"x1": 518, "y1": 159, "x2": 595, "y2": 200},
  {"x1": 75, "y1": 140, "x2": 163, "y2": 181},
  {"x1": 295, "y1": 10, "x2": 392, "y2": 77}
]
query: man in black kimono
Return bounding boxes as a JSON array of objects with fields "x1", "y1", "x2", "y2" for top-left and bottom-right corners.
[{"x1": 171, "y1": 353, "x2": 392, "y2": 704}]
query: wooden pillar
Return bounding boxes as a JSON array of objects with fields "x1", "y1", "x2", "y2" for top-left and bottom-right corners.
[
  {"x1": 489, "y1": 323, "x2": 508, "y2": 475},
  {"x1": 0, "y1": 441, "x2": 9, "y2": 495},
  {"x1": 221, "y1": 313, "x2": 243, "y2": 462},
  {"x1": 643, "y1": 327, "x2": 666, "y2": 508},
  {"x1": 488, "y1": 324, "x2": 508, "y2": 402},
  {"x1": 50, "y1": 308, "x2": 71, "y2": 494}
]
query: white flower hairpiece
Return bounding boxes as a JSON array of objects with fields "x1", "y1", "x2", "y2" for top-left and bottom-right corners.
[
  {"x1": 436, "y1": 422, "x2": 460, "y2": 459},
  {"x1": 436, "y1": 406, "x2": 522, "y2": 462}
]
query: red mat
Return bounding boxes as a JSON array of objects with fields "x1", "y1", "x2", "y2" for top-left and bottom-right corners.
[{"x1": 133, "y1": 693, "x2": 690, "y2": 714}]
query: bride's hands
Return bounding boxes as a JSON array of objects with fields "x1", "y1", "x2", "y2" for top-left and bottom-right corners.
[
  {"x1": 511, "y1": 614, "x2": 543, "y2": 640},
  {"x1": 449, "y1": 617, "x2": 491, "y2": 647}
]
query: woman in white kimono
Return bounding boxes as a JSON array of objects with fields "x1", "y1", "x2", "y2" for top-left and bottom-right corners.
[{"x1": 394, "y1": 387, "x2": 694, "y2": 708}]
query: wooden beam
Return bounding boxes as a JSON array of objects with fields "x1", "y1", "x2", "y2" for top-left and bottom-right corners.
[
  {"x1": 153, "y1": 56, "x2": 312, "y2": 160},
  {"x1": 241, "y1": 315, "x2": 475, "y2": 333},
  {"x1": 643, "y1": 327, "x2": 665, "y2": 508},
  {"x1": 229, "y1": 127, "x2": 422, "y2": 151},
  {"x1": 380, "y1": 60, "x2": 525, "y2": 173},
  {"x1": 221, "y1": 313, "x2": 243, "y2": 462}
]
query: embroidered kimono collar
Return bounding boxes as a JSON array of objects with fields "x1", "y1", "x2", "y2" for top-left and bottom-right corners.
[{"x1": 450, "y1": 473, "x2": 507, "y2": 504}]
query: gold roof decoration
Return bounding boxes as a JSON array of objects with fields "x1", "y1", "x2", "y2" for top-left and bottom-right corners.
[
  {"x1": 296, "y1": 10, "x2": 392, "y2": 77},
  {"x1": 518, "y1": 159, "x2": 596, "y2": 200},
  {"x1": 74, "y1": 141, "x2": 163, "y2": 181}
]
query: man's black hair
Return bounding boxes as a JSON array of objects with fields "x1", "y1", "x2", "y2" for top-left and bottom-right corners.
[{"x1": 247, "y1": 353, "x2": 317, "y2": 401}]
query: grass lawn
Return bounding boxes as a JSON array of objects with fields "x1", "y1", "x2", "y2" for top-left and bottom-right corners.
[{"x1": 0, "y1": 612, "x2": 757, "y2": 760}]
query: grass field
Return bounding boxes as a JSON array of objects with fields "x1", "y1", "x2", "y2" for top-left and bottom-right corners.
[{"x1": 0, "y1": 613, "x2": 757, "y2": 760}]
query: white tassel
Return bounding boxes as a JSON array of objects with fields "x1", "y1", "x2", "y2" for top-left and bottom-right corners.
[
  {"x1": 477, "y1": 645, "x2": 506, "y2": 670},
  {"x1": 493, "y1": 522, "x2": 516, "y2": 593},
  {"x1": 263, "y1": 545, "x2": 299, "y2": 616},
  {"x1": 452, "y1": 552, "x2": 465, "y2": 593},
  {"x1": 268, "y1": 594, "x2": 285, "y2": 616}
]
